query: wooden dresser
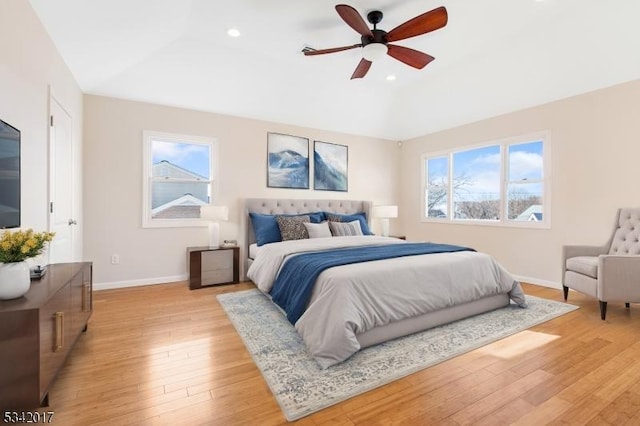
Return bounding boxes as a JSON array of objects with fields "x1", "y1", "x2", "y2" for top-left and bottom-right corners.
[{"x1": 0, "y1": 262, "x2": 92, "y2": 409}]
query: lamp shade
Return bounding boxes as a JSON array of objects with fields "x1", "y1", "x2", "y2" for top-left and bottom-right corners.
[
  {"x1": 200, "y1": 205, "x2": 228, "y2": 221},
  {"x1": 373, "y1": 205, "x2": 398, "y2": 219}
]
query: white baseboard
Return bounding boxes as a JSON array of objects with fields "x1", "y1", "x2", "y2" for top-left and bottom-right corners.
[
  {"x1": 94, "y1": 274, "x2": 188, "y2": 291},
  {"x1": 513, "y1": 274, "x2": 561, "y2": 290}
]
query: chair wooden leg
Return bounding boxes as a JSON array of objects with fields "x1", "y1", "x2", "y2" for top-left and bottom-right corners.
[
  {"x1": 600, "y1": 301, "x2": 607, "y2": 320},
  {"x1": 563, "y1": 285, "x2": 569, "y2": 301},
  {"x1": 626, "y1": 303, "x2": 630, "y2": 308}
]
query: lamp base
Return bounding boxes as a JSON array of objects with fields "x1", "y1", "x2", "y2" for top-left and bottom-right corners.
[
  {"x1": 380, "y1": 218, "x2": 390, "y2": 237},
  {"x1": 209, "y1": 222, "x2": 220, "y2": 248}
]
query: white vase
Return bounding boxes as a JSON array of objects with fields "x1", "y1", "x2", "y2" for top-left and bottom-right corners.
[{"x1": 0, "y1": 261, "x2": 31, "y2": 300}]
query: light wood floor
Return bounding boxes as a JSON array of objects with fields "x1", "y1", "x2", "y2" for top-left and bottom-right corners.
[{"x1": 45, "y1": 281, "x2": 640, "y2": 425}]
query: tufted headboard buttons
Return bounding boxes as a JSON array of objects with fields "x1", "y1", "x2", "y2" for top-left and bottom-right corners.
[{"x1": 608, "y1": 208, "x2": 640, "y2": 255}]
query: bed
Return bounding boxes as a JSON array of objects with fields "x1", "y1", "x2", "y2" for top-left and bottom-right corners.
[{"x1": 244, "y1": 198, "x2": 526, "y2": 368}]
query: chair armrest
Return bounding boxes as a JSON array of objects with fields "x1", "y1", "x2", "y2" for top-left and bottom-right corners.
[
  {"x1": 597, "y1": 255, "x2": 640, "y2": 301},
  {"x1": 562, "y1": 245, "x2": 609, "y2": 284},
  {"x1": 563, "y1": 244, "x2": 609, "y2": 259}
]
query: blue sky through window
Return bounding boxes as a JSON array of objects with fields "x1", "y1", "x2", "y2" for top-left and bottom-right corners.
[
  {"x1": 453, "y1": 145, "x2": 501, "y2": 201},
  {"x1": 152, "y1": 140, "x2": 210, "y2": 178},
  {"x1": 509, "y1": 141, "x2": 543, "y2": 181},
  {"x1": 427, "y1": 156, "x2": 448, "y2": 184}
]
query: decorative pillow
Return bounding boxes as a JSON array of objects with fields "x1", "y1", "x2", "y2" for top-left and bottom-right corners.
[
  {"x1": 329, "y1": 220, "x2": 363, "y2": 237},
  {"x1": 303, "y1": 221, "x2": 332, "y2": 238},
  {"x1": 250, "y1": 212, "x2": 325, "y2": 246},
  {"x1": 325, "y1": 212, "x2": 373, "y2": 235},
  {"x1": 249, "y1": 213, "x2": 281, "y2": 246},
  {"x1": 276, "y1": 215, "x2": 310, "y2": 241}
]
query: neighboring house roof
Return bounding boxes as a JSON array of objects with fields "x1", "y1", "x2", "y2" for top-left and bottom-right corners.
[
  {"x1": 153, "y1": 160, "x2": 208, "y2": 180},
  {"x1": 516, "y1": 205, "x2": 543, "y2": 221},
  {"x1": 152, "y1": 194, "x2": 207, "y2": 218},
  {"x1": 529, "y1": 212, "x2": 543, "y2": 221}
]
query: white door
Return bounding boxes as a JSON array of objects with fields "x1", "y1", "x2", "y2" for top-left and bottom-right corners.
[{"x1": 48, "y1": 97, "x2": 75, "y2": 263}]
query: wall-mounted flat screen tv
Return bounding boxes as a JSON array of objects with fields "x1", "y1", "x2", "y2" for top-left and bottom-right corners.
[{"x1": 0, "y1": 119, "x2": 20, "y2": 229}]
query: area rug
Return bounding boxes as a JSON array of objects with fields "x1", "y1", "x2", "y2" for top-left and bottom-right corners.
[{"x1": 217, "y1": 290, "x2": 578, "y2": 421}]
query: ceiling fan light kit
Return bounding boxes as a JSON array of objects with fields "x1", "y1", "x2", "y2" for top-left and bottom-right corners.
[
  {"x1": 304, "y1": 4, "x2": 448, "y2": 79},
  {"x1": 362, "y1": 43, "x2": 387, "y2": 61}
]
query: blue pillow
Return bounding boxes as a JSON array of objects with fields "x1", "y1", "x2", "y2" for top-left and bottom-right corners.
[
  {"x1": 250, "y1": 212, "x2": 326, "y2": 246},
  {"x1": 325, "y1": 212, "x2": 374, "y2": 235}
]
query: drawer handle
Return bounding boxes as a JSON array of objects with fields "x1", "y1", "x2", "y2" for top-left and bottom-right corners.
[
  {"x1": 54, "y1": 312, "x2": 64, "y2": 352},
  {"x1": 82, "y1": 282, "x2": 91, "y2": 312}
]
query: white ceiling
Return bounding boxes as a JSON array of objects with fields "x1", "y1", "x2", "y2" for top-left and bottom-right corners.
[{"x1": 28, "y1": 0, "x2": 640, "y2": 140}]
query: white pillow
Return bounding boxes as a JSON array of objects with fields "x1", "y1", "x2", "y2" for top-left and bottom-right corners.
[
  {"x1": 328, "y1": 220, "x2": 363, "y2": 237},
  {"x1": 303, "y1": 221, "x2": 332, "y2": 238}
]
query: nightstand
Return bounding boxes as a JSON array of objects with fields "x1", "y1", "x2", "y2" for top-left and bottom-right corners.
[{"x1": 187, "y1": 246, "x2": 239, "y2": 290}]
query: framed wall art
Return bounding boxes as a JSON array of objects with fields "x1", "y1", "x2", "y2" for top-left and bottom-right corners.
[
  {"x1": 313, "y1": 140, "x2": 348, "y2": 192},
  {"x1": 267, "y1": 132, "x2": 309, "y2": 189}
]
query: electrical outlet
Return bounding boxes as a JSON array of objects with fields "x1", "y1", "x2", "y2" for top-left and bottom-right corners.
[{"x1": 111, "y1": 254, "x2": 120, "y2": 265}]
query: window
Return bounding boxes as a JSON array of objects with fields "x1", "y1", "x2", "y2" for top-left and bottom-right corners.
[
  {"x1": 422, "y1": 133, "x2": 548, "y2": 227},
  {"x1": 506, "y1": 141, "x2": 544, "y2": 222},
  {"x1": 426, "y1": 156, "x2": 448, "y2": 218},
  {"x1": 142, "y1": 130, "x2": 218, "y2": 228},
  {"x1": 452, "y1": 145, "x2": 501, "y2": 220}
]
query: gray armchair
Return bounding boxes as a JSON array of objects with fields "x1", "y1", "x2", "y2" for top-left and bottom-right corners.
[{"x1": 563, "y1": 208, "x2": 640, "y2": 320}]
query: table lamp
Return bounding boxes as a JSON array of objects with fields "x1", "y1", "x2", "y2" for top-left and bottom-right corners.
[
  {"x1": 373, "y1": 205, "x2": 398, "y2": 237},
  {"x1": 200, "y1": 205, "x2": 229, "y2": 248}
]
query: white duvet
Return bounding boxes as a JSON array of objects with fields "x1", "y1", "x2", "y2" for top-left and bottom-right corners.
[{"x1": 247, "y1": 236, "x2": 526, "y2": 368}]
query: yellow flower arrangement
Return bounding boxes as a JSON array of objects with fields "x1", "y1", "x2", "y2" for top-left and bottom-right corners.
[{"x1": 0, "y1": 229, "x2": 55, "y2": 263}]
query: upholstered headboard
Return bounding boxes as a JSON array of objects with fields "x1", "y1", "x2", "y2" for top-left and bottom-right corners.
[{"x1": 244, "y1": 198, "x2": 372, "y2": 251}]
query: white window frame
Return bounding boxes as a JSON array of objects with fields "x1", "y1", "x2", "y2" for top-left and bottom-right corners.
[
  {"x1": 142, "y1": 130, "x2": 219, "y2": 228},
  {"x1": 421, "y1": 131, "x2": 550, "y2": 229}
]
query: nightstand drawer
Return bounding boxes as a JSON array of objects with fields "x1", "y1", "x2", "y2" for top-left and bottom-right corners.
[
  {"x1": 201, "y1": 269, "x2": 234, "y2": 286},
  {"x1": 201, "y1": 250, "x2": 233, "y2": 271}
]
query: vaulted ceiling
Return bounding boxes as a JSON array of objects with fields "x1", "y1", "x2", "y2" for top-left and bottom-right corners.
[{"x1": 28, "y1": 0, "x2": 640, "y2": 140}]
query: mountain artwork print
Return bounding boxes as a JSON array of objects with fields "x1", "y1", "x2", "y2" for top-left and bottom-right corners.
[
  {"x1": 267, "y1": 133, "x2": 309, "y2": 189},
  {"x1": 314, "y1": 141, "x2": 347, "y2": 191}
]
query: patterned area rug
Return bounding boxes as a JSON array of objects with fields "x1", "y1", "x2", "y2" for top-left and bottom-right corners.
[{"x1": 217, "y1": 289, "x2": 578, "y2": 421}]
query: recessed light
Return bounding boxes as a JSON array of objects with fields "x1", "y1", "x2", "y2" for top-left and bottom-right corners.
[
  {"x1": 227, "y1": 28, "x2": 241, "y2": 37},
  {"x1": 386, "y1": 74, "x2": 397, "y2": 81}
]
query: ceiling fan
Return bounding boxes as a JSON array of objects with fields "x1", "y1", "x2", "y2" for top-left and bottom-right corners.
[{"x1": 304, "y1": 4, "x2": 448, "y2": 79}]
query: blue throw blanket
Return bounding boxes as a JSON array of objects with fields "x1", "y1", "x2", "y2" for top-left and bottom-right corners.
[{"x1": 270, "y1": 242, "x2": 475, "y2": 324}]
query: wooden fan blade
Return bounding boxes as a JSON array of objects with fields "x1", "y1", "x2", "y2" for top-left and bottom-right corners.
[
  {"x1": 351, "y1": 58, "x2": 372, "y2": 79},
  {"x1": 336, "y1": 4, "x2": 373, "y2": 37},
  {"x1": 387, "y1": 6, "x2": 448, "y2": 42},
  {"x1": 387, "y1": 44, "x2": 434, "y2": 69},
  {"x1": 304, "y1": 44, "x2": 362, "y2": 56}
]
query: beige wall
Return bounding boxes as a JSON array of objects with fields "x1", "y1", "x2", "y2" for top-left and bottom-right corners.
[
  {"x1": 0, "y1": 1, "x2": 83, "y2": 259},
  {"x1": 399, "y1": 79, "x2": 640, "y2": 287},
  {"x1": 83, "y1": 95, "x2": 400, "y2": 288}
]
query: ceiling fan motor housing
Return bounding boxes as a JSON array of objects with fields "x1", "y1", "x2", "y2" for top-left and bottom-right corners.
[{"x1": 361, "y1": 29, "x2": 388, "y2": 47}]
